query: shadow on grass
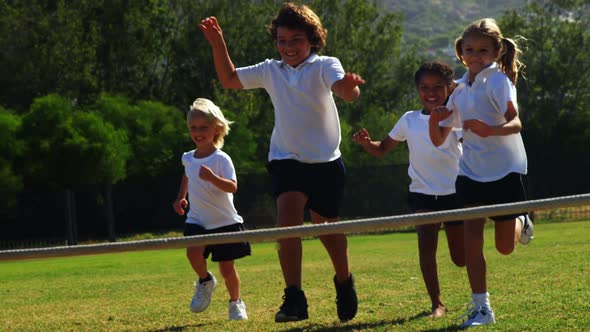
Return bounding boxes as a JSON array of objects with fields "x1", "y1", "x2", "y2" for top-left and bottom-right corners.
[
  {"x1": 278, "y1": 310, "x2": 462, "y2": 332},
  {"x1": 145, "y1": 311, "x2": 463, "y2": 332},
  {"x1": 147, "y1": 323, "x2": 205, "y2": 332}
]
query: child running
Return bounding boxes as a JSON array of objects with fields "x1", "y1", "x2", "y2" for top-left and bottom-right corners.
[
  {"x1": 429, "y1": 18, "x2": 534, "y2": 328},
  {"x1": 353, "y1": 61, "x2": 465, "y2": 319},
  {"x1": 172, "y1": 98, "x2": 251, "y2": 321},
  {"x1": 199, "y1": 2, "x2": 365, "y2": 323}
]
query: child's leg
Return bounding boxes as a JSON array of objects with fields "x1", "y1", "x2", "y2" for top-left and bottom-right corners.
[
  {"x1": 219, "y1": 260, "x2": 240, "y2": 302},
  {"x1": 310, "y1": 210, "x2": 350, "y2": 282},
  {"x1": 494, "y1": 218, "x2": 517, "y2": 255},
  {"x1": 416, "y1": 222, "x2": 445, "y2": 317},
  {"x1": 443, "y1": 223, "x2": 465, "y2": 267},
  {"x1": 464, "y1": 218, "x2": 487, "y2": 294},
  {"x1": 187, "y1": 245, "x2": 208, "y2": 279},
  {"x1": 276, "y1": 191, "x2": 307, "y2": 288}
]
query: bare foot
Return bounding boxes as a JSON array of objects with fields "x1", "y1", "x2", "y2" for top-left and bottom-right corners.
[{"x1": 427, "y1": 305, "x2": 447, "y2": 318}]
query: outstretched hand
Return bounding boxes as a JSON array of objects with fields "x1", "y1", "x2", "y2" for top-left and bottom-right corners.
[
  {"x1": 199, "y1": 16, "x2": 224, "y2": 46},
  {"x1": 463, "y1": 119, "x2": 493, "y2": 137},
  {"x1": 341, "y1": 72, "x2": 366, "y2": 89},
  {"x1": 352, "y1": 128, "x2": 371, "y2": 146},
  {"x1": 332, "y1": 72, "x2": 366, "y2": 101}
]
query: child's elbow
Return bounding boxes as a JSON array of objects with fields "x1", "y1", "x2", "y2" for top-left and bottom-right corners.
[{"x1": 430, "y1": 137, "x2": 443, "y2": 147}]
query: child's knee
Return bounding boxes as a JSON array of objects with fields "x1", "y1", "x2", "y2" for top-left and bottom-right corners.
[
  {"x1": 450, "y1": 253, "x2": 466, "y2": 267},
  {"x1": 495, "y1": 242, "x2": 515, "y2": 255}
]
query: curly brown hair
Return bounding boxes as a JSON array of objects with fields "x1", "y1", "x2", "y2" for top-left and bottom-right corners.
[
  {"x1": 267, "y1": 2, "x2": 327, "y2": 54},
  {"x1": 414, "y1": 61, "x2": 455, "y2": 89}
]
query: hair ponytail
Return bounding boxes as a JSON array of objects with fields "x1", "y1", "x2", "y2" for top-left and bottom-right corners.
[{"x1": 499, "y1": 37, "x2": 525, "y2": 84}]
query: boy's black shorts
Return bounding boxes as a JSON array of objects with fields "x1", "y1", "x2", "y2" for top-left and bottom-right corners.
[
  {"x1": 266, "y1": 158, "x2": 346, "y2": 219},
  {"x1": 184, "y1": 223, "x2": 251, "y2": 262}
]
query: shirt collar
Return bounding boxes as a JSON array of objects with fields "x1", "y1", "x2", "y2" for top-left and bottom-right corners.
[
  {"x1": 456, "y1": 62, "x2": 499, "y2": 85},
  {"x1": 279, "y1": 53, "x2": 319, "y2": 69}
]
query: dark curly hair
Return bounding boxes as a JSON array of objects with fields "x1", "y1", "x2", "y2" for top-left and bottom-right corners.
[
  {"x1": 414, "y1": 61, "x2": 455, "y2": 89},
  {"x1": 267, "y1": 2, "x2": 327, "y2": 54}
]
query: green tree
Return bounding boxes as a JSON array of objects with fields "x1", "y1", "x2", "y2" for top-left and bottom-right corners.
[
  {"x1": 500, "y1": 0, "x2": 590, "y2": 196},
  {"x1": 20, "y1": 94, "x2": 129, "y2": 187},
  {"x1": 0, "y1": 107, "x2": 24, "y2": 218},
  {"x1": 93, "y1": 94, "x2": 188, "y2": 178},
  {"x1": 0, "y1": 1, "x2": 99, "y2": 111},
  {"x1": 20, "y1": 94, "x2": 131, "y2": 243}
]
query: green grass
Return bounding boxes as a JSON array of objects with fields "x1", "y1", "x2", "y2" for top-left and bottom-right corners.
[{"x1": 1, "y1": 221, "x2": 589, "y2": 331}]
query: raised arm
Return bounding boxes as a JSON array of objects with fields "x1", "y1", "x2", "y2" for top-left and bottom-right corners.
[
  {"x1": 352, "y1": 128, "x2": 399, "y2": 157},
  {"x1": 199, "y1": 16, "x2": 243, "y2": 89},
  {"x1": 429, "y1": 106, "x2": 453, "y2": 146},
  {"x1": 332, "y1": 72, "x2": 366, "y2": 102}
]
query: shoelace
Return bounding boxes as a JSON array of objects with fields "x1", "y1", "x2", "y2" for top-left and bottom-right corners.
[
  {"x1": 456, "y1": 301, "x2": 480, "y2": 324},
  {"x1": 195, "y1": 281, "x2": 210, "y2": 301}
]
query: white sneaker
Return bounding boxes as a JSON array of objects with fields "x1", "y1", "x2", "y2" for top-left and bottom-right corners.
[
  {"x1": 459, "y1": 302, "x2": 495, "y2": 329},
  {"x1": 190, "y1": 272, "x2": 217, "y2": 313},
  {"x1": 518, "y1": 215, "x2": 534, "y2": 245},
  {"x1": 228, "y1": 299, "x2": 248, "y2": 320}
]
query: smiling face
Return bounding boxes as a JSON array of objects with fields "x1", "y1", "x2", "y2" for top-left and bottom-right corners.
[
  {"x1": 460, "y1": 34, "x2": 501, "y2": 81},
  {"x1": 417, "y1": 73, "x2": 450, "y2": 114},
  {"x1": 276, "y1": 26, "x2": 312, "y2": 67},
  {"x1": 187, "y1": 112, "x2": 219, "y2": 153}
]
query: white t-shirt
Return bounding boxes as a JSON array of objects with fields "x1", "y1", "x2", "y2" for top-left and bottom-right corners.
[
  {"x1": 236, "y1": 53, "x2": 345, "y2": 163},
  {"x1": 182, "y1": 149, "x2": 243, "y2": 229},
  {"x1": 390, "y1": 110, "x2": 462, "y2": 195},
  {"x1": 441, "y1": 63, "x2": 527, "y2": 182}
]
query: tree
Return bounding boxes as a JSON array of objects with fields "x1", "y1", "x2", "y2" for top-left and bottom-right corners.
[
  {"x1": 500, "y1": 0, "x2": 590, "y2": 197},
  {"x1": 0, "y1": 107, "x2": 24, "y2": 220},
  {"x1": 20, "y1": 94, "x2": 130, "y2": 243},
  {"x1": 93, "y1": 94, "x2": 188, "y2": 178}
]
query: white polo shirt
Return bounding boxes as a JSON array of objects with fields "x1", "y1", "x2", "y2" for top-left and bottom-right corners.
[
  {"x1": 441, "y1": 63, "x2": 527, "y2": 182},
  {"x1": 390, "y1": 110, "x2": 462, "y2": 195},
  {"x1": 236, "y1": 54, "x2": 345, "y2": 163},
  {"x1": 182, "y1": 149, "x2": 243, "y2": 229}
]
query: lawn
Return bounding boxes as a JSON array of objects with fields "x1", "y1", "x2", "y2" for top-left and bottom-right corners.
[{"x1": 1, "y1": 221, "x2": 589, "y2": 331}]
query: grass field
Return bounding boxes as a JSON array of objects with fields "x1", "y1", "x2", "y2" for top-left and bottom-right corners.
[{"x1": 1, "y1": 221, "x2": 589, "y2": 331}]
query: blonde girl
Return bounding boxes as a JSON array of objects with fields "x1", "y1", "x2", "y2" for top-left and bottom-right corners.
[{"x1": 429, "y1": 18, "x2": 533, "y2": 328}]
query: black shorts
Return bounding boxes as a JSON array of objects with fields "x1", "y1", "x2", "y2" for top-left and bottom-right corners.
[
  {"x1": 266, "y1": 158, "x2": 346, "y2": 219},
  {"x1": 456, "y1": 172, "x2": 528, "y2": 221},
  {"x1": 184, "y1": 223, "x2": 251, "y2": 262},
  {"x1": 407, "y1": 192, "x2": 463, "y2": 226}
]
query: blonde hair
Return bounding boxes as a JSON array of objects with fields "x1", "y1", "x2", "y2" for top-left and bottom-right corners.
[
  {"x1": 188, "y1": 98, "x2": 233, "y2": 149},
  {"x1": 455, "y1": 18, "x2": 525, "y2": 84},
  {"x1": 268, "y1": 2, "x2": 327, "y2": 53}
]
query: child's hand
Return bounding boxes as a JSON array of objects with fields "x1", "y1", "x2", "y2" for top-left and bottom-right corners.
[
  {"x1": 199, "y1": 165, "x2": 217, "y2": 182},
  {"x1": 352, "y1": 128, "x2": 371, "y2": 146},
  {"x1": 332, "y1": 72, "x2": 365, "y2": 102},
  {"x1": 199, "y1": 16, "x2": 224, "y2": 46},
  {"x1": 342, "y1": 72, "x2": 366, "y2": 87},
  {"x1": 430, "y1": 106, "x2": 452, "y2": 122},
  {"x1": 173, "y1": 198, "x2": 188, "y2": 215},
  {"x1": 463, "y1": 119, "x2": 493, "y2": 137}
]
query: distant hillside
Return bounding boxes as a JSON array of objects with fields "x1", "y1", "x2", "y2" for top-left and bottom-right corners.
[{"x1": 379, "y1": 0, "x2": 526, "y2": 61}]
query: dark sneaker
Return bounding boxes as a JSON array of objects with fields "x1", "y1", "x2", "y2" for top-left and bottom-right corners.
[
  {"x1": 274, "y1": 286, "x2": 309, "y2": 322},
  {"x1": 334, "y1": 274, "x2": 358, "y2": 322}
]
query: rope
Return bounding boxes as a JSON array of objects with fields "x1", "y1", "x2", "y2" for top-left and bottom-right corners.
[{"x1": 1, "y1": 193, "x2": 589, "y2": 262}]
